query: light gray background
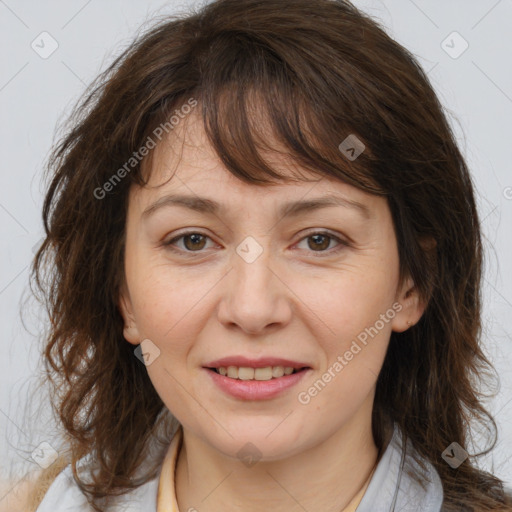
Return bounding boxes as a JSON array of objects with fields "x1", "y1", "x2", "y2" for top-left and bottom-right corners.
[{"x1": 1, "y1": 0, "x2": 511, "y2": 495}]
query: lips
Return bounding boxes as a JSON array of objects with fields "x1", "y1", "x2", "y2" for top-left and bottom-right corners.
[
  {"x1": 203, "y1": 356, "x2": 310, "y2": 369},
  {"x1": 211, "y1": 366, "x2": 300, "y2": 380},
  {"x1": 202, "y1": 356, "x2": 312, "y2": 400},
  {"x1": 203, "y1": 356, "x2": 310, "y2": 381}
]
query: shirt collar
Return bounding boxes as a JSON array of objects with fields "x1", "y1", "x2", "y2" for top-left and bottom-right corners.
[
  {"x1": 155, "y1": 423, "x2": 444, "y2": 512},
  {"x1": 356, "y1": 423, "x2": 444, "y2": 512},
  {"x1": 157, "y1": 425, "x2": 183, "y2": 511}
]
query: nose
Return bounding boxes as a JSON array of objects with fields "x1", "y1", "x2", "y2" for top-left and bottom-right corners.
[{"x1": 216, "y1": 241, "x2": 293, "y2": 335}]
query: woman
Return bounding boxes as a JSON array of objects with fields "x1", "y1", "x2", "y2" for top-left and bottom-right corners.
[{"x1": 23, "y1": 0, "x2": 512, "y2": 510}]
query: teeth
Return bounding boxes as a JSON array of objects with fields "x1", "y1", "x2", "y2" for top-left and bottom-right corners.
[
  {"x1": 227, "y1": 366, "x2": 238, "y2": 379},
  {"x1": 272, "y1": 366, "x2": 284, "y2": 378},
  {"x1": 238, "y1": 367, "x2": 255, "y2": 380},
  {"x1": 215, "y1": 366, "x2": 300, "y2": 380}
]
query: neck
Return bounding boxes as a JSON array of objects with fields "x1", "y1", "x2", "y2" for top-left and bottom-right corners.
[{"x1": 175, "y1": 394, "x2": 379, "y2": 512}]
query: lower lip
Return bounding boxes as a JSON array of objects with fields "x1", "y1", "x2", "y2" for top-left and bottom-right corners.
[{"x1": 204, "y1": 368, "x2": 310, "y2": 400}]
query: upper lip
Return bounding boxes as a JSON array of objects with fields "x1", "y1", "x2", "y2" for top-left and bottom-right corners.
[{"x1": 204, "y1": 356, "x2": 310, "y2": 369}]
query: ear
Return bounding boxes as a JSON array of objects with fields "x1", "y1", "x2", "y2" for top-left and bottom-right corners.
[
  {"x1": 118, "y1": 284, "x2": 142, "y2": 346},
  {"x1": 391, "y1": 274, "x2": 426, "y2": 333}
]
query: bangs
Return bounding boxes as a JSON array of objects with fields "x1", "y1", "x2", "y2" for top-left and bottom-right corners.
[{"x1": 134, "y1": 32, "x2": 385, "y2": 195}]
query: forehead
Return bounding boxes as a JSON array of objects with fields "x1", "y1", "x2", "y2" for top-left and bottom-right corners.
[
  {"x1": 138, "y1": 111, "x2": 378, "y2": 212},
  {"x1": 145, "y1": 109, "x2": 305, "y2": 183}
]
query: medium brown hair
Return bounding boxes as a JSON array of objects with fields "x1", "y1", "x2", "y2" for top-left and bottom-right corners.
[{"x1": 31, "y1": 0, "x2": 511, "y2": 510}]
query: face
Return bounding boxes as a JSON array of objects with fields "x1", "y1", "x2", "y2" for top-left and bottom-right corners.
[{"x1": 119, "y1": 112, "x2": 423, "y2": 460}]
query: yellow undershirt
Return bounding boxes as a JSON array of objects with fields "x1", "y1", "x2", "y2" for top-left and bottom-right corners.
[{"x1": 156, "y1": 426, "x2": 375, "y2": 512}]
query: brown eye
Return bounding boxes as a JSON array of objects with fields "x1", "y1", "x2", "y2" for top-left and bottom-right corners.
[
  {"x1": 307, "y1": 234, "x2": 331, "y2": 251},
  {"x1": 182, "y1": 233, "x2": 207, "y2": 251},
  {"x1": 295, "y1": 231, "x2": 349, "y2": 257},
  {"x1": 164, "y1": 231, "x2": 214, "y2": 253}
]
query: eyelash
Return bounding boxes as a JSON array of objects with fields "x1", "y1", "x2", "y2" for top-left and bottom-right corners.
[{"x1": 162, "y1": 230, "x2": 349, "y2": 258}]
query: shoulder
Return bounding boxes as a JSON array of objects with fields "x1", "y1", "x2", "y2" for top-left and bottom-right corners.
[
  {"x1": 0, "y1": 476, "x2": 40, "y2": 512},
  {"x1": 439, "y1": 482, "x2": 512, "y2": 511},
  {"x1": 33, "y1": 463, "x2": 160, "y2": 512},
  {"x1": 504, "y1": 483, "x2": 512, "y2": 504},
  {"x1": 28, "y1": 421, "x2": 175, "y2": 512},
  {"x1": 33, "y1": 464, "x2": 93, "y2": 512},
  {"x1": 0, "y1": 454, "x2": 70, "y2": 512}
]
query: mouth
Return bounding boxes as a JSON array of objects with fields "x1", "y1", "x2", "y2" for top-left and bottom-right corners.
[
  {"x1": 206, "y1": 365, "x2": 310, "y2": 381},
  {"x1": 202, "y1": 356, "x2": 312, "y2": 400},
  {"x1": 203, "y1": 364, "x2": 312, "y2": 400}
]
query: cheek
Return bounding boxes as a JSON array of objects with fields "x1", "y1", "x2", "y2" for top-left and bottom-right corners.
[
  {"x1": 128, "y1": 270, "x2": 212, "y2": 418},
  {"x1": 291, "y1": 265, "x2": 396, "y2": 401},
  {"x1": 298, "y1": 291, "x2": 392, "y2": 421},
  {"x1": 294, "y1": 265, "x2": 397, "y2": 340},
  {"x1": 128, "y1": 263, "x2": 216, "y2": 355}
]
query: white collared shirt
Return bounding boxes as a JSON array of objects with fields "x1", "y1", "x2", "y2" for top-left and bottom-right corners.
[{"x1": 35, "y1": 422, "x2": 445, "y2": 512}]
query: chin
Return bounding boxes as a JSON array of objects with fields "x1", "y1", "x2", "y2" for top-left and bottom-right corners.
[{"x1": 199, "y1": 419, "x2": 309, "y2": 461}]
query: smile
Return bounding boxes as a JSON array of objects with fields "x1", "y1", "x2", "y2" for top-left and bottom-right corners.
[
  {"x1": 204, "y1": 366, "x2": 311, "y2": 400},
  {"x1": 209, "y1": 365, "x2": 305, "y2": 380}
]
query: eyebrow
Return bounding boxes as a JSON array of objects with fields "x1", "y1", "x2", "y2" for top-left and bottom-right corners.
[{"x1": 142, "y1": 193, "x2": 373, "y2": 221}]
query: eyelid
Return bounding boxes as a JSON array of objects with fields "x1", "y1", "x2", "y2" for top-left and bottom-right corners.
[
  {"x1": 293, "y1": 229, "x2": 350, "y2": 256},
  {"x1": 163, "y1": 230, "x2": 218, "y2": 252}
]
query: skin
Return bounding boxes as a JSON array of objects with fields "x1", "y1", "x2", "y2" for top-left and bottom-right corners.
[{"x1": 119, "y1": 112, "x2": 425, "y2": 512}]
